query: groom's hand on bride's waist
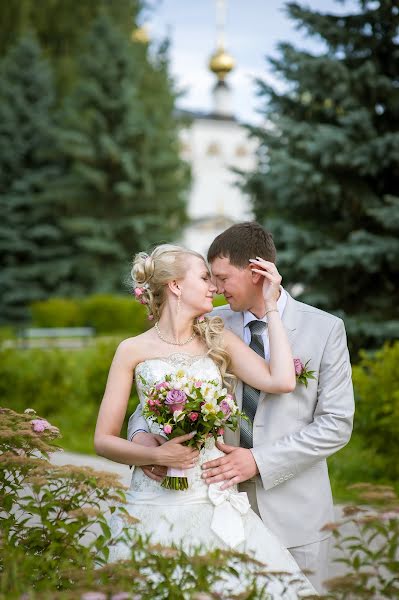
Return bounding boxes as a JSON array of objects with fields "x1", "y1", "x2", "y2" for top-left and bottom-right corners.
[{"x1": 201, "y1": 441, "x2": 259, "y2": 489}]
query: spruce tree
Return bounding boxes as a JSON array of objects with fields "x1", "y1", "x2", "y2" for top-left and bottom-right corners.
[
  {"x1": 243, "y1": 0, "x2": 399, "y2": 354},
  {"x1": 57, "y1": 16, "x2": 189, "y2": 293},
  {"x1": 0, "y1": 0, "x2": 141, "y2": 95},
  {"x1": 0, "y1": 35, "x2": 71, "y2": 323}
]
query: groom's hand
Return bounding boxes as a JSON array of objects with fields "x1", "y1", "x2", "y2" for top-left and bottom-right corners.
[
  {"x1": 201, "y1": 441, "x2": 259, "y2": 489},
  {"x1": 132, "y1": 432, "x2": 167, "y2": 481}
]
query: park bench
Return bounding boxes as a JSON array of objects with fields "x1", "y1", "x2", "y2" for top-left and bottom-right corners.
[{"x1": 18, "y1": 327, "x2": 95, "y2": 349}]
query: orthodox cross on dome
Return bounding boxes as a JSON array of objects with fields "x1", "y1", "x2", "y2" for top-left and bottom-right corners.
[
  {"x1": 216, "y1": 0, "x2": 226, "y2": 50},
  {"x1": 208, "y1": 0, "x2": 235, "y2": 118},
  {"x1": 209, "y1": 0, "x2": 235, "y2": 82}
]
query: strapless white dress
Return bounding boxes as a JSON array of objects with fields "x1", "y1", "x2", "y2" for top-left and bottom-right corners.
[{"x1": 109, "y1": 354, "x2": 317, "y2": 597}]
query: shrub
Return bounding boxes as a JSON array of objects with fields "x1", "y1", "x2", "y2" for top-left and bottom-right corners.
[
  {"x1": 352, "y1": 341, "x2": 399, "y2": 479},
  {"x1": 81, "y1": 294, "x2": 148, "y2": 335},
  {"x1": 0, "y1": 341, "x2": 139, "y2": 454},
  {"x1": 31, "y1": 298, "x2": 84, "y2": 327},
  {"x1": 324, "y1": 483, "x2": 399, "y2": 598},
  {"x1": 1, "y1": 408, "x2": 308, "y2": 599}
]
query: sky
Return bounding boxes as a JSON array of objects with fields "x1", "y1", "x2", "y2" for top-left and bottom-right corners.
[{"x1": 142, "y1": 0, "x2": 360, "y2": 123}]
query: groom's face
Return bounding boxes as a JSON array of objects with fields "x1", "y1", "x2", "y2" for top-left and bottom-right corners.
[{"x1": 210, "y1": 256, "x2": 255, "y2": 312}]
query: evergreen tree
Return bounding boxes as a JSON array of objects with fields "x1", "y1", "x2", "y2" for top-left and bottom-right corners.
[
  {"x1": 0, "y1": 0, "x2": 141, "y2": 96},
  {"x1": 243, "y1": 0, "x2": 399, "y2": 354},
  {"x1": 0, "y1": 35, "x2": 71, "y2": 323},
  {"x1": 57, "y1": 16, "x2": 189, "y2": 293}
]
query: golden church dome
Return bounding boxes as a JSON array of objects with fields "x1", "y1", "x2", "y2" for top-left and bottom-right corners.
[{"x1": 209, "y1": 46, "x2": 235, "y2": 80}]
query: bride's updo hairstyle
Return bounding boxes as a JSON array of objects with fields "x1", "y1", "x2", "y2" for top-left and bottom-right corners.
[{"x1": 131, "y1": 244, "x2": 235, "y2": 391}]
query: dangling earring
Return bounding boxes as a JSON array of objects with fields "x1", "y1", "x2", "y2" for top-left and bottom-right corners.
[{"x1": 177, "y1": 293, "x2": 181, "y2": 315}]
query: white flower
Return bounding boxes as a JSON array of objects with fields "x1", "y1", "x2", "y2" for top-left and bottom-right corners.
[
  {"x1": 225, "y1": 394, "x2": 238, "y2": 415},
  {"x1": 201, "y1": 401, "x2": 217, "y2": 421},
  {"x1": 200, "y1": 383, "x2": 218, "y2": 404},
  {"x1": 173, "y1": 410, "x2": 185, "y2": 423}
]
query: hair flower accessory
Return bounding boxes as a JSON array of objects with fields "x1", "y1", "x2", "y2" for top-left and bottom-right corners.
[
  {"x1": 134, "y1": 287, "x2": 144, "y2": 297},
  {"x1": 197, "y1": 315, "x2": 205, "y2": 323},
  {"x1": 294, "y1": 358, "x2": 316, "y2": 387}
]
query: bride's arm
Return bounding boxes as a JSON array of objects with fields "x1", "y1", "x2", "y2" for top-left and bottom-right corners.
[
  {"x1": 223, "y1": 260, "x2": 296, "y2": 394},
  {"x1": 94, "y1": 339, "x2": 198, "y2": 468}
]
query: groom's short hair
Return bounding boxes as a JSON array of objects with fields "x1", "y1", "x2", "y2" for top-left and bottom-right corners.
[{"x1": 207, "y1": 221, "x2": 277, "y2": 267}]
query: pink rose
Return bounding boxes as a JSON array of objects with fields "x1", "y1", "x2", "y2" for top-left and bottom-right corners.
[
  {"x1": 134, "y1": 287, "x2": 143, "y2": 297},
  {"x1": 188, "y1": 412, "x2": 199, "y2": 422},
  {"x1": 219, "y1": 399, "x2": 231, "y2": 417},
  {"x1": 156, "y1": 381, "x2": 168, "y2": 390},
  {"x1": 165, "y1": 389, "x2": 187, "y2": 413},
  {"x1": 294, "y1": 358, "x2": 304, "y2": 376},
  {"x1": 163, "y1": 424, "x2": 172, "y2": 435},
  {"x1": 218, "y1": 428, "x2": 224, "y2": 436},
  {"x1": 31, "y1": 419, "x2": 51, "y2": 433}
]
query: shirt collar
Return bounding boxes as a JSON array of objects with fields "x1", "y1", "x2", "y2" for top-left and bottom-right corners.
[{"x1": 243, "y1": 287, "x2": 288, "y2": 328}]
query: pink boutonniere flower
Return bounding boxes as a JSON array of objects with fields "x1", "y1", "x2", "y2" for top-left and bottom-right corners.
[{"x1": 294, "y1": 358, "x2": 316, "y2": 387}]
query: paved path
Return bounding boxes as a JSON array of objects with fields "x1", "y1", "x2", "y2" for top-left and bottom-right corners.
[{"x1": 50, "y1": 450, "x2": 349, "y2": 580}]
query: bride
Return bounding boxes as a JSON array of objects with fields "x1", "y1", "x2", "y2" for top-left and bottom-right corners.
[{"x1": 94, "y1": 244, "x2": 316, "y2": 597}]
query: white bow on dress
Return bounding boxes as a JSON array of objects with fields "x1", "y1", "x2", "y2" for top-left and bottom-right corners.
[{"x1": 208, "y1": 484, "x2": 251, "y2": 548}]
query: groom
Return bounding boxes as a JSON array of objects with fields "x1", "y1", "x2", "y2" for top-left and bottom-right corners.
[{"x1": 128, "y1": 221, "x2": 354, "y2": 592}]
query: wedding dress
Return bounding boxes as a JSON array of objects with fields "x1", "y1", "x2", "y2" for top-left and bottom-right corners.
[{"x1": 109, "y1": 353, "x2": 317, "y2": 597}]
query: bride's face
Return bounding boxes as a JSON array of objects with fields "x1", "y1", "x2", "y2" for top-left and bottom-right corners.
[{"x1": 179, "y1": 256, "x2": 216, "y2": 315}]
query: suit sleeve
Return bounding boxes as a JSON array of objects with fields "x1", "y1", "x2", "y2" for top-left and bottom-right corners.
[
  {"x1": 251, "y1": 318, "x2": 355, "y2": 491},
  {"x1": 127, "y1": 402, "x2": 149, "y2": 441}
]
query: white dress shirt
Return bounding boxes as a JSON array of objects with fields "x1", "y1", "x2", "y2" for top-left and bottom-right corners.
[{"x1": 243, "y1": 287, "x2": 288, "y2": 361}]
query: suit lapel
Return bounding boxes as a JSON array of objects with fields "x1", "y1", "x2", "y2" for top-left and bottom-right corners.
[
  {"x1": 281, "y1": 292, "x2": 299, "y2": 347},
  {"x1": 226, "y1": 310, "x2": 244, "y2": 340},
  {"x1": 258, "y1": 292, "x2": 299, "y2": 404}
]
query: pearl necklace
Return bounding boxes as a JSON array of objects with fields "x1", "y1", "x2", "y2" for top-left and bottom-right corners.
[{"x1": 154, "y1": 321, "x2": 197, "y2": 346}]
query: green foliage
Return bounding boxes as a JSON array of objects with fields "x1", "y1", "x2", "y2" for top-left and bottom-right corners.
[
  {"x1": 56, "y1": 15, "x2": 189, "y2": 294},
  {"x1": 328, "y1": 342, "x2": 399, "y2": 501},
  {"x1": 0, "y1": 408, "x2": 127, "y2": 596},
  {"x1": 324, "y1": 484, "x2": 399, "y2": 598},
  {"x1": 243, "y1": 0, "x2": 399, "y2": 355},
  {"x1": 0, "y1": 341, "x2": 139, "y2": 454},
  {"x1": 0, "y1": 5, "x2": 190, "y2": 324},
  {"x1": 352, "y1": 341, "x2": 399, "y2": 479},
  {"x1": 0, "y1": 34, "x2": 71, "y2": 324},
  {"x1": 0, "y1": 0, "x2": 141, "y2": 96},
  {"x1": 30, "y1": 293, "x2": 149, "y2": 334},
  {"x1": 212, "y1": 294, "x2": 228, "y2": 307},
  {"x1": 31, "y1": 297, "x2": 84, "y2": 327},
  {"x1": 81, "y1": 294, "x2": 148, "y2": 335},
  {"x1": 0, "y1": 408, "x2": 301, "y2": 599}
]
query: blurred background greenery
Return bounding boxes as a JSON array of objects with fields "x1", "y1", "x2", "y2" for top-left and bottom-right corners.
[{"x1": 1, "y1": 0, "x2": 398, "y2": 504}]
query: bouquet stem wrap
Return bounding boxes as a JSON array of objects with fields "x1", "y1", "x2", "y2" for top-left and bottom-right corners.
[{"x1": 161, "y1": 467, "x2": 188, "y2": 491}]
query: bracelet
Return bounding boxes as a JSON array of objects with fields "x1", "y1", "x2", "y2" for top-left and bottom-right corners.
[
  {"x1": 130, "y1": 428, "x2": 148, "y2": 441},
  {"x1": 265, "y1": 308, "x2": 279, "y2": 317}
]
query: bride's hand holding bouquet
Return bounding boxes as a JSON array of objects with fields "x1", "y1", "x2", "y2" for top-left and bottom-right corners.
[{"x1": 142, "y1": 369, "x2": 244, "y2": 490}]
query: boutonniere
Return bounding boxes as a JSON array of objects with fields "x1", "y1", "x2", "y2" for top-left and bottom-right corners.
[{"x1": 294, "y1": 358, "x2": 316, "y2": 387}]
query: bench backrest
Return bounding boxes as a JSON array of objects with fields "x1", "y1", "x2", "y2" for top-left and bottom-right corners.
[{"x1": 21, "y1": 327, "x2": 95, "y2": 338}]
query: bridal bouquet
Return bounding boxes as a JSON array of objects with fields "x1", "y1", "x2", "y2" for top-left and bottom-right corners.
[{"x1": 141, "y1": 369, "x2": 243, "y2": 491}]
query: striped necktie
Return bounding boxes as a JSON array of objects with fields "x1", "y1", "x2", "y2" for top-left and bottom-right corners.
[{"x1": 240, "y1": 319, "x2": 267, "y2": 449}]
